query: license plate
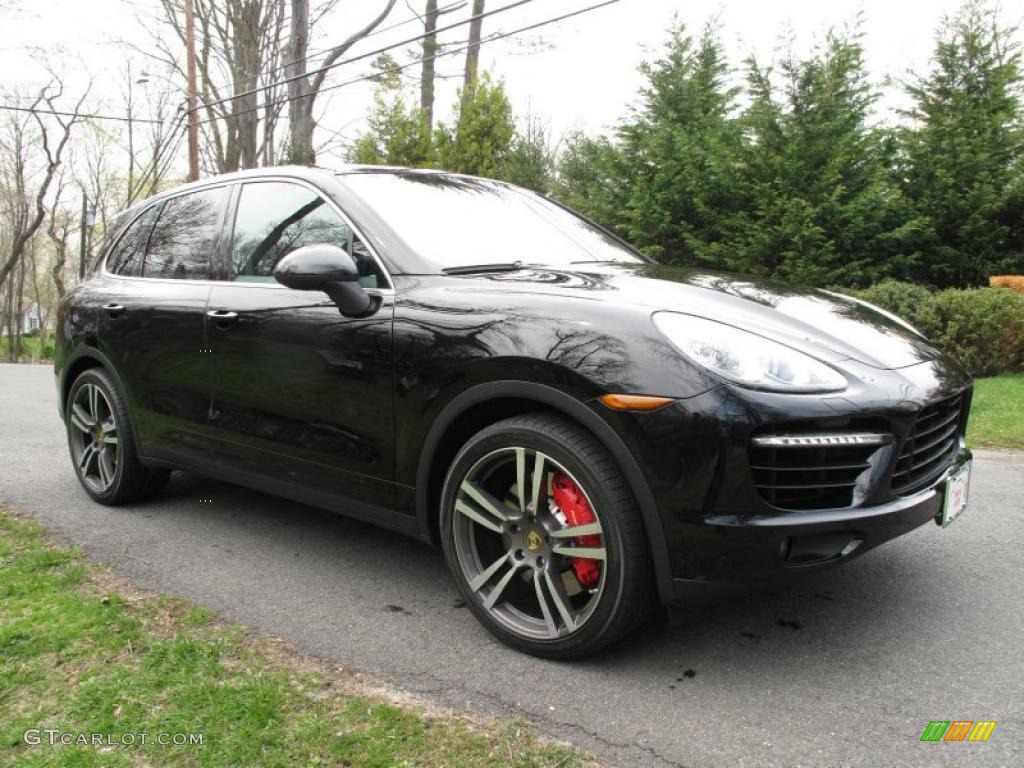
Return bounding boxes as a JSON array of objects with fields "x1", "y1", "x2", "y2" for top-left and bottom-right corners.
[{"x1": 941, "y1": 461, "x2": 971, "y2": 527}]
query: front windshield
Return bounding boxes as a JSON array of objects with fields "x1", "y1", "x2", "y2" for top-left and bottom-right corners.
[{"x1": 339, "y1": 172, "x2": 645, "y2": 271}]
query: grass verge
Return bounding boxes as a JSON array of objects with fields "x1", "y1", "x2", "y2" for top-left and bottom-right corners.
[
  {"x1": 0, "y1": 332, "x2": 55, "y2": 362},
  {"x1": 0, "y1": 508, "x2": 591, "y2": 768},
  {"x1": 967, "y1": 375, "x2": 1024, "y2": 450}
]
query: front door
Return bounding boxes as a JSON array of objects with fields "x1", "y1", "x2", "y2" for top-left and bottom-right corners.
[{"x1": 203, "y1": 180, "x2": 396, "y2": 515}]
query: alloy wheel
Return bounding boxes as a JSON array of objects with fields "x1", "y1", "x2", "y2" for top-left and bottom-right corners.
[
  {"x1": 451, "y1": 446, "x2": 608, "y2": 640},
  {"x1": 68, "y1": 382, "x2": 120, "y2": 494}
]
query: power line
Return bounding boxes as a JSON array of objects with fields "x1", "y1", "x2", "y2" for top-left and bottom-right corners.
[
  {"x1": 0, "y1": 104, "x2": 165, "y2": 124},
  {"x1": 217, "y1": 0, "x2": 469, "y2": 96},
  {"x1": 194, "y1": 0, "x2": 622, "y2": 128},
  {"x1": 192, "y1": 0, "x2": 538, "y2": 114}
]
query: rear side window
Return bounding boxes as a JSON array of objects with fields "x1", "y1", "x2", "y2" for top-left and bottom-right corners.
[
  {"x1": 144, "y1": 187, "x2": 228, "y2": 280},
  {"x1": 106, "y1": 205, "x2": 160, "y2": 277},
  {"x1": 229, "y1": 180, "x2": 384, "y2": 288}
]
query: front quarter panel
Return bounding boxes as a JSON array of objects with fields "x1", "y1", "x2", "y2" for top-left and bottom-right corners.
[{"x1": 390, "y1": 274, "x2": 717, "y2": 486}]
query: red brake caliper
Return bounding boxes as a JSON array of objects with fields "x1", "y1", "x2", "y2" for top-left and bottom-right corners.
[{"x1": 551, "y1": 473, "x2": 602, "y2": 588}]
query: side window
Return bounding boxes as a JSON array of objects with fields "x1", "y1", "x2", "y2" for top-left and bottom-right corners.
[
  {"x1": 106, "y1": 205, "x2": 160, "y2": 277},
  {"x1": 230, "y1": 181, "x2": 384, "y2": 288},
  {"x1": 144, "y1": 187, "x2": 228, "y2": 280}
]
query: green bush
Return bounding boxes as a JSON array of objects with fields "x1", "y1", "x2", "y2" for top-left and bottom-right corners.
[
  {"x1": 850, "y1": 279, "x2": 941, "y2": 337},
  {"x1": 929, "y1": 288, "x2": 1024, "y2": 376},
  {"x1": 849, "y1": 281, "x2": 1024, "y2": 376}
]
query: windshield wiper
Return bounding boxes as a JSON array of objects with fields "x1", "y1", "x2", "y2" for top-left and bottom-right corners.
[{"x1": 442, "y1": 261, "x2": 526, "y2": 275}]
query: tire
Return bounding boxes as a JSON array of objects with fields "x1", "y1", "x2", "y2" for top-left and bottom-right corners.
[
  {"x1": 440, "y1": 412, "x2": 653, "y2": 658},
  {"x1": 65, "y1": 367, "x2": 170, "y2": 505}
]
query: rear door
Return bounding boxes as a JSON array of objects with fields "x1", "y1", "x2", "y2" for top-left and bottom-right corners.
[
  {"x1": 98, "y1": 185, "x2": 230, "y2": 461},
  {"x1": 203, "y1": 179, "x2": 397, "y2": 515}
]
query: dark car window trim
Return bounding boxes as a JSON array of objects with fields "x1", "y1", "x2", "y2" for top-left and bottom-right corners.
[
  {"x1": 222, "y1": 176, "x2": 394, "y2": 292},
  {"x1": 101, "y1": 181, "x2": 231, "y2": 283}
]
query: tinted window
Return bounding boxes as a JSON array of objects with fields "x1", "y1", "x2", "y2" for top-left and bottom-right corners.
[
  {"x1": 106, "y1": 205, "x2": 160, "y2": 277},
  {"x1": 144, "y1": 187, "x2": 228, "y2": 280},
  {"x1": 339, "y1": 172, "x2": 645, "y2": 270},
  {"x1": 230, "y1": 181, "x2": 384, "y2": 288}
]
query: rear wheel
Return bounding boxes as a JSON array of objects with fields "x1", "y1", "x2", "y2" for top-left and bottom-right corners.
[
  {"x1": 66, "y1": 368, "x2": 169, "y2": 505},
  {"x1": 440, "y1": 413, "x2": 652, "y2": 658}
]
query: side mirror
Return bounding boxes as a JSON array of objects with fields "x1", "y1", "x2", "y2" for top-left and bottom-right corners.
[{"x1": 273, "y1": 244, "x2": 377, "y2": 317}]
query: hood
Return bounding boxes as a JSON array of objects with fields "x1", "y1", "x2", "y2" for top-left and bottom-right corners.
[{"x1": 479, "y1": 263, "x2": 943, "y2": 370}]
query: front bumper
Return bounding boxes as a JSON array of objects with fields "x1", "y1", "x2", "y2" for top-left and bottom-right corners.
[
  {"x1": 589, "y1": 355, "x2": 973, "y2": 606},
  {"x1": 670, "y1": 444, "x2": 971, "y2": 603}
]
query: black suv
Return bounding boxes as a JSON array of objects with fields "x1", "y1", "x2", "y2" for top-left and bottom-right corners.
[{"x1": 56, "y1": 166, "x2": 973, "y2": 657}]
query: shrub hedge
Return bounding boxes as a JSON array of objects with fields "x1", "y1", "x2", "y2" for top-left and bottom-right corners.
[{"x1": 850, "y1": 280, "x2": 1024, "y2": 376}]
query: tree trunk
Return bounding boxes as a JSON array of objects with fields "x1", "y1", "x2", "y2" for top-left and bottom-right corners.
[
  {"x1": 233, "y1": 0, "x2": 262, "y2": 169},
  {"x1": 286, "y1": 0, "x2": 316, "y2": 165},
  {"x1": 12, "y1": 258, "x2": 26, "y2": 363},
  {"x1": 462, "y1": 0, "x2": 485, "y2": 109},
  {"x1": 3, "y1": 277, "x2": 13, "y2": 361},
  {"x1": 421, "y1": 0, "x2": 439, "y2": 130}
]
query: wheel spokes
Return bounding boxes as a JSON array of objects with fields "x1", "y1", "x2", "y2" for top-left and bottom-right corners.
[
  {"x1": 483, "y1": 564, "x2": 519, "y2": 610},
  {"x1": 460, "y1": 481, "x2": 512, "y2": 525},
  {"x1": 529, "y1": 451, "x2": 547, "y2": 515},
  {"x1": 100, "y1": 420, "x2": 118, "y2": 445},
  {"x1": 87, "y1": 383, "x2": 101, "y2": 422},
  {"x1": 470, "y1": 552, "x2": 512, "y2": 593},
  {"x1": 78, "y1": 444, "x2": 98, "y2": 474},
  {"x1": 551, "y1": 544, "x2": 607, "y2": 561},
  {"x1": 533, "y1": 572, "x2": 558, "y2": 637},
  {"x1": 455, "y1": 499, "x2": 504, "y2": 534},
  {"x1": 70, "y1": 403, "x2": 93, "y2": 433},
  {"x1": 97, "y1": 448, "x2": 115, "y2": 486},
  {"x1": 543, "y1": 569, "x2": 578, "y2": 633},
  {"x1": 515, "y1": 447, "x2": 527, "y2": 514},
  {"x1": 548, "y1": 521, "x2": 603, "y2": 539}
]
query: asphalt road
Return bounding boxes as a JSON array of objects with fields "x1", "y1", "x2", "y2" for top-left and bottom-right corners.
[{"x1": 2, "y1": 363, "x2": 1022, "y2": 768}]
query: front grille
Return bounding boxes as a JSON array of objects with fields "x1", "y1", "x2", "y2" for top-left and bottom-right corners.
[
  {"x1": 891, "y1": 394, "x2": 964, "y2": 496},
  {"x1": 749, "y1": 435, "x2": 881, "y2": 511}
]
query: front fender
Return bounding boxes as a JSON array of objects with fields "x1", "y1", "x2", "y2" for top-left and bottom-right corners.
[{"x1": 413, "y1": 379, "x2": 678, "y2": 607}]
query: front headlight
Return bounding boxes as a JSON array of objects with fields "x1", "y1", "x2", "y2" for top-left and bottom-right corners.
[{"x1": 652, "y1": 313, "x2": 847, "y2": 393}]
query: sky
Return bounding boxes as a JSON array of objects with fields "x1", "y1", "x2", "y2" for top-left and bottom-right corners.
[{"x1": 2, "y1": 0, "x2": 1023, "y2": 168}]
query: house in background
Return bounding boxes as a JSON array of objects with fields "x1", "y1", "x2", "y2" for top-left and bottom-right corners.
[{"x1": 0, "y1": 296, "x2": 55, "y2": 337}]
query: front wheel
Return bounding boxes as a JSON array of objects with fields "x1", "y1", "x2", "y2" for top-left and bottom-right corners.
[{"x1": 440, "y1": 413, "x2": 653, "y2": 658}]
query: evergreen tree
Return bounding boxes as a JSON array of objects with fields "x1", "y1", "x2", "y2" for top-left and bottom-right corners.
[
  {"x1": 898, "y1": 1, "x2": 1024, "y2": 286},
  {"x1": 501, "y1": 117, "x2": 555, "y2": 194},
  {"x1": 730, "y1": 26, "x2": 911, "y2": 285},
  {"x1": 556, "y1": 23, "x2": 745, "y2": 268},
  {"x1": 554, "y1": 132, "x2": 632, "y2": 234},
  {"x1": 346, "y1": 61, "x2": 434, "y2": 167},
  {"x1": 435, "y1": 73, "x2": 516, "y2": 177}
]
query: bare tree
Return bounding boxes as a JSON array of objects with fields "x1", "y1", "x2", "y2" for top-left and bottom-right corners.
[
  {"x1": 286, "y1": 0, "x2": 398, "y2": 165},
  {"x1": 46, "y1": 178, "x2": 73, "y2": 301},
  {"x1": 0, "y1": 82, "x2": 88, "y2": 289},
  {"x1": 128, "y1": 0, "x2": 287, "y2": 174}
]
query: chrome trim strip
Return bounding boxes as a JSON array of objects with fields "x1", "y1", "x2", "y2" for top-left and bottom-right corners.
[{"x1": 751, "y1": 433, "x2": 892, "y2": 448}]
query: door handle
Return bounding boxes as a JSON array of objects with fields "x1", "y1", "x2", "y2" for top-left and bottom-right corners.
[
  {"x1": 103, "y1": 302, "x2": 126, "y2": 318},
  {"x1": 206, "y1": 309, "x2": 239, "y2": 326}
]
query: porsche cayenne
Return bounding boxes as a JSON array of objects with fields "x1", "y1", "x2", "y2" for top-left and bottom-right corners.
[{"x1": 55, "y1": 166, "x2": 973, "y2": 657}]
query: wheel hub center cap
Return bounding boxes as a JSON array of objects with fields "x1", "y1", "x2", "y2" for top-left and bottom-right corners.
[{"x1": 526, "y1": 529, "x2": 543, "y2": 551}]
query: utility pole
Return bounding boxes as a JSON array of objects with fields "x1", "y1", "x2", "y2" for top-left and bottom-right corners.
[{"x1": 184, "y1": 0, "x2": 200, "y2": 181}]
